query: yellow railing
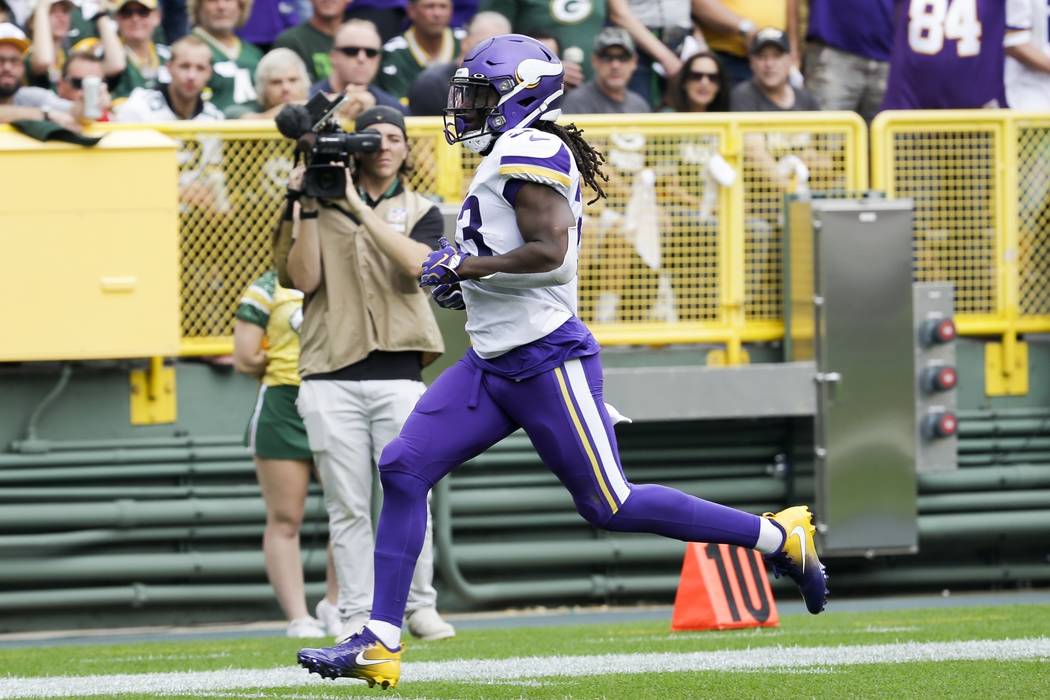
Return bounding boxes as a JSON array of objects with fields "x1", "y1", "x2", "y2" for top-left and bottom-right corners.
[
  {"x1": 96, "y1": 120, "x2": 453, "y2": 357},
  {"x1": 86, "y1": 111, "x2": 1046, "y2": 367},
  {"x1": 871, "y1": 111, "x2": 1050, "y2": 391},
  {"x1": 97, "y1": 114, "x2": 864, "y2": 362},
  {"x1": 554, "y1": 113, "x2": 868, "y2": 365}
]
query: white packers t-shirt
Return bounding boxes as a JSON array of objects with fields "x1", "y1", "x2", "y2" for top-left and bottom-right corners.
[{"x1": 114, "y1": 87, "x2": 225, "y2": 122}]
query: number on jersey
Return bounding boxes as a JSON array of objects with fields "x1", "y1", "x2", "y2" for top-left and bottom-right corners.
[
  {"x1": 458, "y1": 195, "x2": 493, "y2": 256},
  {"x1": 908, "y1": 0, "x2": 982, "y2": 57}
]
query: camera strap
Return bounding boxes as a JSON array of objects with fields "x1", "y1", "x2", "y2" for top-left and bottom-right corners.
[{"x1": 320, "y1": 199, "x2": 361, "y2": 226}]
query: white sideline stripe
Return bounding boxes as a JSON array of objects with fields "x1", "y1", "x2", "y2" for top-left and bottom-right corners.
[{"x1": 1, "y1": 637, "x2": 1048, "y2": 698}]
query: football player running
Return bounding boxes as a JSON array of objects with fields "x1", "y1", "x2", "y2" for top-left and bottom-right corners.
[{"x1": 297, "y1": 34, "x2": 829, "y2": 690}]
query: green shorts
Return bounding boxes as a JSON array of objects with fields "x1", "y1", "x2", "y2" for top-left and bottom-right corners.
[{"x1": 245, "y1": 384, "x2": 312, "y2": 460}]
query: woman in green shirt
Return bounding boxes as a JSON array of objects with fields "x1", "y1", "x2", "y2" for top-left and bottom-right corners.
[
  {"x1": 234, "y1": 254, "x2": 340, "y2": 639},
  {"x1": 111, "y1": 0, "x2": 170, "y2": 100}
]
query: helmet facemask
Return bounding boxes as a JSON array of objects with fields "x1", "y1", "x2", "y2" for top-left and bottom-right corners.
[
  {"x1": 444, "y1": 75, "x2": 502, "y2": 154},
  {"x1": 443, "y1": 35, "x2": 566, "y2": 154}
]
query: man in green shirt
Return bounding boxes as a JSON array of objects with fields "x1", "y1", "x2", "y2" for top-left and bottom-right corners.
[
  {"x1": 376, "y1": 0, "x2": 462, "y2": 105},
  {"x1": 480, "y1": 0, "x2": 606, "y2": 80},
  {"x1": 189, "y1": 0, "x2": 262, "y2": 111},
  {"x1": 273, "y1": 0, "x2": 347, "y2": 84}
]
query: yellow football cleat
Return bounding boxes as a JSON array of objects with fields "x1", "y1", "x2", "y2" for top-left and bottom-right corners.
[
  {"x1": 764, "y1": 505, "x2": 829, "y2": 614},
  {"x1": 298, "y1": 626, "x2": 401, "y2": 689}
]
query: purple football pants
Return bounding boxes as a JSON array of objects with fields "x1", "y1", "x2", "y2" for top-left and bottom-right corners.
[{"x1": 371, "y1": 353, "x2": 763, "y2": 626}]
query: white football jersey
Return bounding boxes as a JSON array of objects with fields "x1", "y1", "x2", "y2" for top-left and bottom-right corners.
[
  {"x1": 457, "y1": 127, "x2": 584, "y2": 358},
  {"x1": 1004, "y1": 0, "x2": 1050, "y2": 109}
]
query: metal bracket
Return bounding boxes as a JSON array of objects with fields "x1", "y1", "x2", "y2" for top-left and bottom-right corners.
[
  {"x1": 130, "y1": 356, "x2": 177, "y2": 425},
  {"x1": 985, "y1": 341, "x2": 1029, "y2": 396},
  {"x1": 705, "y1": 347, "x2": 751, "y2": 366}
]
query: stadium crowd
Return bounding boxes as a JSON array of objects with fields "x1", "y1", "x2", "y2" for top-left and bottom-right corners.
[{"x1": 1, "y1": 0, "x2": 1048, "y2": 129}]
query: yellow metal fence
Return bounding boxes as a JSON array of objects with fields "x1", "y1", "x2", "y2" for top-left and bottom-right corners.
[
  {"x1": 871, "y1": 111, "x2": 1050, "y2": 390},
  {"x1": 96, "y1": 112, "x2": 1046, "y2": 365},
  {"x1": 564, "y1": 113, "x2": 866, "y2": 366}
]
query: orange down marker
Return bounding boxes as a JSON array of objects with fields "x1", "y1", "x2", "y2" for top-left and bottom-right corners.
[{"x1": 671, "y1": 542, "x2": 780, "y2": 631}]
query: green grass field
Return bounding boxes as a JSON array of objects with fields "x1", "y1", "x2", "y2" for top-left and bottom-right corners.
[{"x1": 1, "y1": 604, "x2": 1048, "y2": 699}]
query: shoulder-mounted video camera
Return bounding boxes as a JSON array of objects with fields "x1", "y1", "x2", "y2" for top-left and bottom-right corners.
[{"x1": 275, "y1": 92, "x2": 381, "y2": 199}]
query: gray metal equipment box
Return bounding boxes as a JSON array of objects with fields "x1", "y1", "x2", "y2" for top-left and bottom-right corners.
[{"x1": 786, "y1": 196, "x2": 919, "y2": 556}]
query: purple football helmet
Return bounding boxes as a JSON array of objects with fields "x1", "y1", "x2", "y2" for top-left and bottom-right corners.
[{"x1": 444, "y1": 34, "x2": 564, "y2": 154}]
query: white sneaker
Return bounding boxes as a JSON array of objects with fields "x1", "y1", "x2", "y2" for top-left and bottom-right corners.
[
  {"x1": 405, "y1": 607, "x2": 456, "y2": 641},
  {"x1": 336, "y1": 614, "x2": 370, "y2": 644},
  {"x1": 314, "y1": 598, "x2": 341, "y2": 636},
  {"x1": 286, "y1": 616, "x2": 326, "y2": 638}
]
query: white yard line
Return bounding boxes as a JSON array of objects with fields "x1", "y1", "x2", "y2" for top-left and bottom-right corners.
[{"x1": 0, "y1": 637, "x2": 1048, "y2": 698}]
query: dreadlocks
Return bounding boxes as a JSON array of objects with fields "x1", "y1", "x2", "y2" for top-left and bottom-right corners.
[{"x1": 534, "y1": 120, "x2": 608, "y2": 204}]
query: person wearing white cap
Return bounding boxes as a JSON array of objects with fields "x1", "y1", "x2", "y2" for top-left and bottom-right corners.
[
  {"x1": 0, "y1": 21, "x2": 82, "y2": 127},
  {"x1": 111, "y1": 0, "x2": 170, "y2": 99}
]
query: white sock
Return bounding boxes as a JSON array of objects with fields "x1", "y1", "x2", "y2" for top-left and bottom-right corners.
[
  {"x1": 366, "y1": 620, "x2": 402, "y2": 650},
  {"x1": 755, "y1": 516, "x2": 786, "y2": 555}
]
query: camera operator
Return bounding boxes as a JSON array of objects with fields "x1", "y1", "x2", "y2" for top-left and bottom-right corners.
[{"x1": 274, "y1": 105, "x2": 455, "y2": 643}]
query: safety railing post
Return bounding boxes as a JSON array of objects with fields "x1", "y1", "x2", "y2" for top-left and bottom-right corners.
[
  {"x1": 999, "y1": 116, "x2": 1022, "y2": 384},
  {"x1": 720, "y1": 122, "x2": 746, "y2": 366},
  {"x1": 433, "y1": 129, "x2": 464, "y2": 203}
]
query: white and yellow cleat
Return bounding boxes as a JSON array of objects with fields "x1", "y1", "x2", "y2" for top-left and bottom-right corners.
[
  {"x1": 297, "y1": 626, "x2": 401, "y2": 689},
  {"x1": 764, "y1": 505, "x2": 829, "y2": 614}
]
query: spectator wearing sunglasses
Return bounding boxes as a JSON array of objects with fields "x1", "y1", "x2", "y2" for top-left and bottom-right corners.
[
  {"x1": 56, "y1": 50, "x2": 113, "y2": 119},
  {"x1": 189, "y1": 0, "x2": 263, "y2": 111},
  {"x1": 274, "y1": 0, "x2": 349, "y2": 84},
  {"x1": 110, "y1": 0, "x2": 171, "y2": 100},
  {"x1": 561, "y1": 26, "x2": 650, "y2": 115},
  {"x1": 667, "y1": 50, "x2": 729, "y2": 112},
  {"x1": 660, "y1": 49, "x2": 728, "y2": 287},
  {"x1": 692, "y1": 0, "x2": 791, "y2": 88},
  {"x1": 308, "y1": 18, "x2": 404, "y2": 117},
  {"x1": 376, "y1": 0, "x2": 463, "y2": 104},
  {"x1": 731, "y1": 27, "x2": 817, "y2": 112}
]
